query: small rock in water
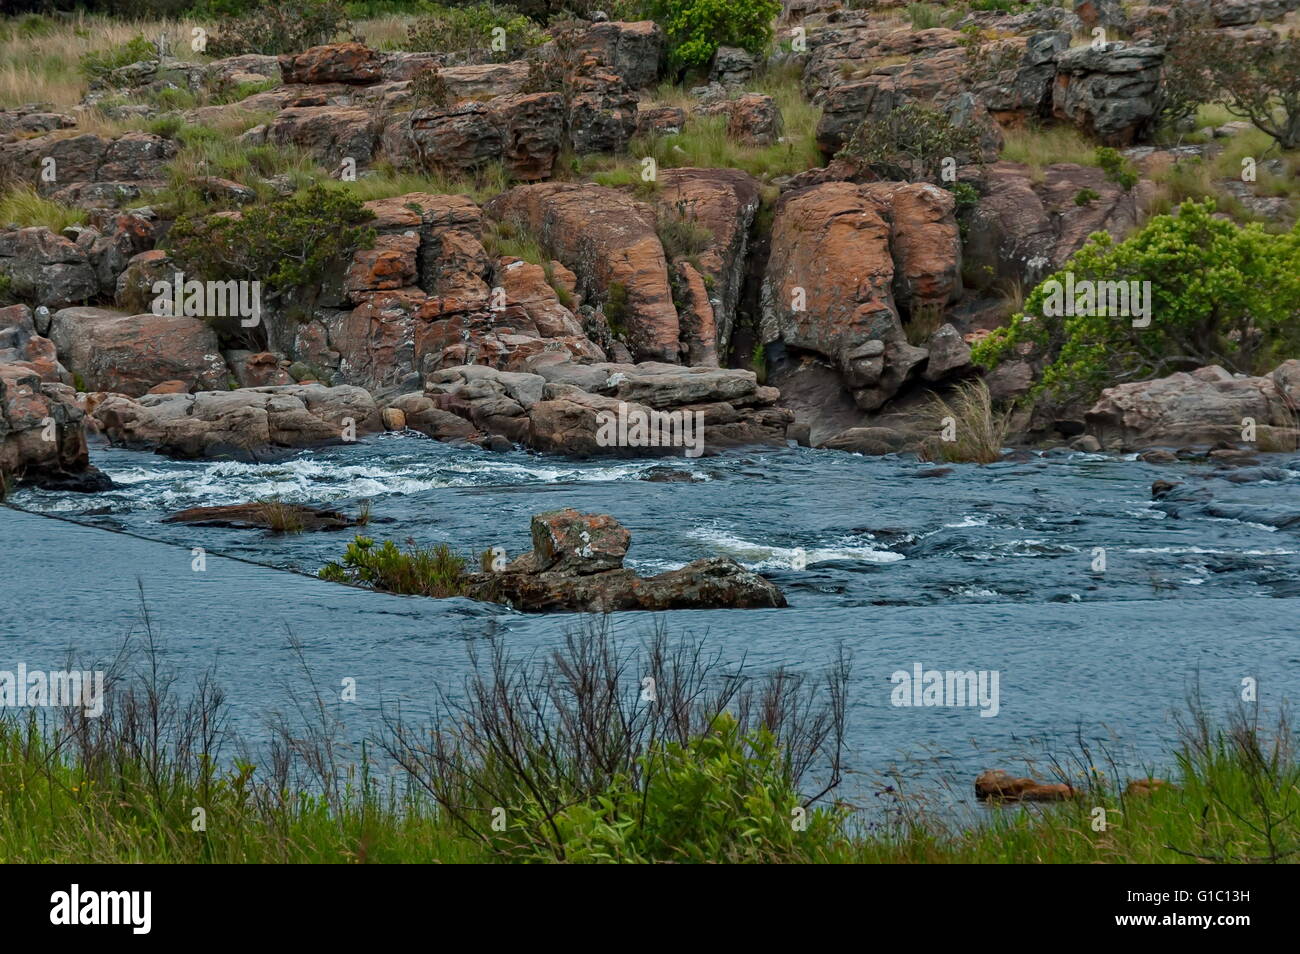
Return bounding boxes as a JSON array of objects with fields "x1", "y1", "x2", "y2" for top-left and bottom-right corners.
[{"x1": 975, "y1": 769, "x2": 1073, "y2": 802}]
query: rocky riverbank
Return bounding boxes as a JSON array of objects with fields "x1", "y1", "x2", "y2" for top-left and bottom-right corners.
[{"x1": 2, "y1": 7, "x2": 1298, "y2": 493}]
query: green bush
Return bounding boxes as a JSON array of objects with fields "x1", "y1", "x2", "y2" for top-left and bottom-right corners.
[
  {"x1": 207, "y1": 2, "x2": 354, "y2": 57},
  {"x1": 837, "y1": 102, "x2": 984, "y2": 181},
  {"x1": 405, "y1": 3, "x2": 544, "y2": 61},
  {"x1": 409, "y1": 67, "x2": 452, "y2": 108},
  {"x1": 78, "y1": 35, "x2": 157, "y2": 80},
  {"x1": 972, "y1": 199, "x2": 1300, "y2": 405},
  {"x1": 319, "y1": 535, "x2": 471, "y2": 597},
  {"x1": 1095, "y1": 146, "x2": 1138, "y2": 191},
  {"x1": 648, "y1": 0, "x2": 782, "y2": 72},
  {"x1": 165, "y1": 184, "x2": 375, "y2": 305},
  {"x1": 519, "y1": 714, "x2": 844, "y2": 863}
]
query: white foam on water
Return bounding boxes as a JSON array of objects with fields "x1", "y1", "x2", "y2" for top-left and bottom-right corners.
[{"x1": 687, "y1": 526, "x2": 904, "y2": 568}]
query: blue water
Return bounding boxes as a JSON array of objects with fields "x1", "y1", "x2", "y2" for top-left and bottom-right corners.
[{"x1": 4, "y1": 433, "x2": 1299, "y2": 815}]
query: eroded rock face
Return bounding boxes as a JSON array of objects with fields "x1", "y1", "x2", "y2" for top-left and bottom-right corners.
[
  {"x1": 48, "y1": 307, "x2": 229, "y2": 396},
  {"x1": 658, "y1": 168, "x2": 762, "y2": 356},
  {"x1": 963, "y1": 160, "x2": 1152, "y2": 290},
  {"x1": 1051, "y1": 42, "x2": 1164, "y2": 145},
  {"x1": 265, "y1": 106, "x2": 378, "y2": 167},
  {"x1": 760, "y1": 181, "x2": 959, "y2": 411},
  {"x1": 0, "y1": 361, "x2": 103, "y2": 489},
  {"x1": 0, "y1": 229, "x2": 97, "y2": 309},
  {"x1": 695, "y1": 93, "x2": 783, "y2": 146},
  {"x1": 91, "y1": 384, "x2": 383, "y2": 460},
  {"x1": 0, "y1": 132, "x2": 176, "y2": 209},
  {"x1": 279, "y1": 43, "x2": 383, "y2": 85},
  {"x1": 461, "y1": 508, "x2": 786, "y2": 612},
  {"x1": 571, "y1": 21, "x2": 664, "y2": 90},
  {"x1": 382, "y1": 93, "x2": 564, "y2": 181},
  {"x1": 1085, "y1": 363, "x2": 1300, "y2": 451},
  {"x1": 486, "y1": 183, "x2": 680, "y2": 362}
]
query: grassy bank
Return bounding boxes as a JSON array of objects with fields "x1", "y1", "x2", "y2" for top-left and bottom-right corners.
[{"x1": 2, "y1": 609, "x2": 1295, "y2": 864}]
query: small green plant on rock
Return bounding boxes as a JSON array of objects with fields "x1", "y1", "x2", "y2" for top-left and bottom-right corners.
[{"x1": 319, "y1": 535, "x2": 470, "y2": 597}]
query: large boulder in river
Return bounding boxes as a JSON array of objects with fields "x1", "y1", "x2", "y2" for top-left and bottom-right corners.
[
  {"x1": 462, "y1": 508, "x2": 786, "y2": 612},
  {"x1": 91, "y1": 384, "x2": 383, "y2": 460},
  {"x1": 1085, "y1": 363, "x2": 1300, "y2": 451},
  {"x1": 48, "y1": 307, "x2": 229, "y2": 396}
]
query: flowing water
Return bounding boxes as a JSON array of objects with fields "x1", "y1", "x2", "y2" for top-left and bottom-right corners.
[{"x1": 4, "y1": 433, "x2": 1299, "y2": 816}]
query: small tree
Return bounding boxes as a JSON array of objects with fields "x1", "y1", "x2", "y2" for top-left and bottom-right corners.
[
  {"x1": 166, "y1": 185, "x2": 375, "y2": 344},
  {"x1": 1206, "y1": 32, "x2": 1300, "y2": 148},
  {"x1": 648, "y1": 0, "x2": 782, "y2": 73},
  {"x1": 972, "y1": 200, "x2": 1300, "y2": 405},
  {"x1": 1148, "y1": 4, "x2": 1217, "y2": 131}
]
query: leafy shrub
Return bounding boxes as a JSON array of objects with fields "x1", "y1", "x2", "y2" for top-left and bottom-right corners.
[
  {"x1": 1074, "y1": 187, "x2": 1100, "y2": 206},
  {"x1": 1095, "y1": 147, "x2": 1138, "y2": 191},
  {"x1": 165, "y1": 184, "x2": 375, "y2": 306},
  {"x1": 648, "y1": 0, "x2": 782, "y2": 72},
  {"x1": 78, "y1": 35, "x2": 157, "y2": 80},
  {"x1": 409, "y1": 67, "x2": 452, "y2": 108},
  {"x1": 406, "y1": 3, "x2": 544, "y2": 62},
  {"x1": 207, "y1": 2, "x2": 353, "y2": 57},
  {"x1": 532, "y1": 714, "x2": 845, "y2": 863},
  {"x1": 319, "y1": 535, "x2": 470, "y2": 597},
  {"x1": 837, "y1": 102, "x2": 984, "y2": 182},
  {"x1": 972, "y1": 200, "x2": 1300, "y2": 404}
]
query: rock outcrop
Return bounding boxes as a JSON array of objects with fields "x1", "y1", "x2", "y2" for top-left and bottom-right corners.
[
  {"x1": 91, "y1": 384, "x2": 383, "y2": 460},
  {"x1": 760, "y1": 181, "x2": 960, "y2": 411},
  {"x1": 1085, "y1": 363, "x2": 1300, "y2": 451},
  {"x1": 462, "y1": 508, "x2": 787, "y2": 612},
  {"x1": 48, "y1": 307, "x2": 229, "y2": 396},
  {"x1": 486, "y1": 183, "x2": 681, "y2": 362}
]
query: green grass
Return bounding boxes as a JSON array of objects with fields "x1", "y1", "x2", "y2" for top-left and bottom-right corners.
[
  {"x1": 0, "y1": 185, "x2": 86, "y2": 231},
  {"x1": 482, "y1": 216, "x2": 546, "y2": 264},
  {"x1": 580, "y1": 71, "x2": 822, "y2": 188},
  {"x1": 999, "y1": 123, "x2": 1100, "y2": 180},
  {"x1": 2, "y1": 697, "x2": 1294, "y2": 863}
]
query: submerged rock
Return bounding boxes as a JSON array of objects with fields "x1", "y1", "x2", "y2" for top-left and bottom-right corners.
[
  {"x1": 974, "y1": 769, "x2": 1073, "y2": 802},
  {"x1": 462, "y1": 508, "x2": 786, "y2": 612},
  {"x1": 163, "y1": 502, "x2": 359, "y2": 531}
]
